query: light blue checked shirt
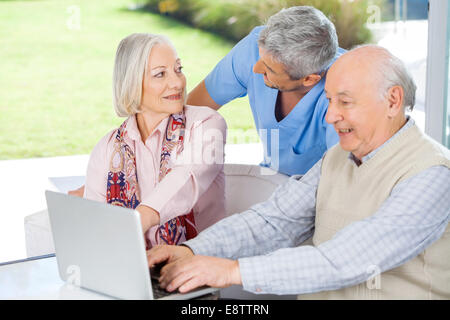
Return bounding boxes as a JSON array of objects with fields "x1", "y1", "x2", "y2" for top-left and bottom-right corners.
[{"x1": 184, "y1": 119, "x2": 450, "y2": 295}]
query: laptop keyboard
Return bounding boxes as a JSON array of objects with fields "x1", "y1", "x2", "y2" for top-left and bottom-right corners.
[
  {"x1": 150, "y1": 267, "x2": 173, "y2": 299},
  {"x1": 152, "y1": 280, "x2": 172, "y2": 299},
  {"x1": 149, "y1": 269, "x2": 217, "y2": 300}
]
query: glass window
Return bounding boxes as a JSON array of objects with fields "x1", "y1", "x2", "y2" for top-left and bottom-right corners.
[
  {"x1": 370, "y1": 0, "x2": 428, "y2": 131},
  {"x1": 425, "y1": 0, "x2": 449, "y2": 145}
]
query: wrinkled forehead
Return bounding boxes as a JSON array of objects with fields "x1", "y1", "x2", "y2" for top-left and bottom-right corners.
[
  {"x1": 325, "y1": 53, "x2": 376, "y2": 95},
  {"x1": 152, "y1": 41, "x2": 178, "y2": 57},
  {"x1": 147, "y1": 42, "x2": 179, "y2": 67}
]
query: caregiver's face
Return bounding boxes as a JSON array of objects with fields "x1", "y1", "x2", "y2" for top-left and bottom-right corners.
[
  {"x1": 253, "y1": 47, "x2": 305, "y2": 92},
  {"x1": 141, "y1": 43, "x2": 186, "y2": 114}
]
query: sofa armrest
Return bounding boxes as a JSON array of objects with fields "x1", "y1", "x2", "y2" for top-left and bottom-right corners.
[{"x1": 24, "y1": 210, "x2": 55, "y2": 258}]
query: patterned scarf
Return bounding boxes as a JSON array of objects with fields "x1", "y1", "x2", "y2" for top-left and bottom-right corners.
[{"x1": 106, "y1": 111, "x2": 198, "y2": 246}]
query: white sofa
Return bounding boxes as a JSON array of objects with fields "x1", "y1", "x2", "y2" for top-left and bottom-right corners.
[
  {"x1": 24, "y1": 163, "x2": 297, "y2": 299},
  {"x1": 24, "y1": 164, "x2": 290, "y2": 257}
]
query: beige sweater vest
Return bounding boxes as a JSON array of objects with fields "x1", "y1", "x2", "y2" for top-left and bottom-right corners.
[{"x1": 299, "y1": 124, "x2": 450, "y2": 300}]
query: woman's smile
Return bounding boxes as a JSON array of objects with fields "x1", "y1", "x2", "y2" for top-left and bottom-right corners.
[{"x1": 164, "y1": 93, "x2": 183, "y2": 100}]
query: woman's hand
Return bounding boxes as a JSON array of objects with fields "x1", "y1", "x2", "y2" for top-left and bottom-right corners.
[
  {"x1": 69, "y1": 187, "x2": 158, "y2": 233},
  {"x1": 136, "y1": 204, "x2": 160, "y2": 233},
  {"x1": 68, "y1": 185, "x2": 85, "y2": 197}
]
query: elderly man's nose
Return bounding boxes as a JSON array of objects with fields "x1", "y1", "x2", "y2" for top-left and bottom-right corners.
[{"x1": 325, "y1": 101, "x2": 340, "y2": 124}]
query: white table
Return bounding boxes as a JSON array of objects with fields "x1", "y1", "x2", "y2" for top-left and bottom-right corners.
[
  {"x1": 0, "y1": 255, "x2": 111, "y2": 300},
  {"x1": 0, "y1": 255, "x2": 296, "y2": 300}
]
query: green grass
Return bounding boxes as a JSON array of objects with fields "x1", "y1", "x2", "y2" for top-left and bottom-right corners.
[{"x1": 0, "y1": 0, "x2": 257, "y2": 159}]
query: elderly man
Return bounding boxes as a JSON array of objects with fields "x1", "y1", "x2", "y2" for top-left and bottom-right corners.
[
  {"x1": 147, "y1": 45, "x2": 450, "y2": 299},
  {"x1": 187, "y1": 6, "x2": 344, "y2": 176}
]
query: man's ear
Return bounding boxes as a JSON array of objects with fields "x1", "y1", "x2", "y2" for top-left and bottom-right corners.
[
  {"x1": 302, "y1": 74, "x2": 322, "y2": 87},
  {"x1": 387, "y1": 85, "x2": 404, "y2": 117}
]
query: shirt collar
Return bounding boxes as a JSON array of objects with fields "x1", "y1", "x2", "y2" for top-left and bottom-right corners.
[
  {"x1": 125, "y1": 114, "x2": 169, "y2": 142},
  {"x1": 348, "y1": 116, "x2": 414, "y2": 166}
]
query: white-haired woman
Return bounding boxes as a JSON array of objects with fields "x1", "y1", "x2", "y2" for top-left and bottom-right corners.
[{"x1": 82, "y1": 33, "x2": 227, "y2": 247}]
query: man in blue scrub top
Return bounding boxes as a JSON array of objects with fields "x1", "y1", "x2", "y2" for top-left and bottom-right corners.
[{"x1": 187, "y1": 6, "x2": 345, "y2": 176}]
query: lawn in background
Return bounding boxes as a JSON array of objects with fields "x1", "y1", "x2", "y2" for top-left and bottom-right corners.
[{"x1": 0, "y1": 0, "x2": 258, "y2": 160}]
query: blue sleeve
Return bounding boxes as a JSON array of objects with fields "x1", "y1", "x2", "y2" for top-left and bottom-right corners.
[{"x1": 204, "y1": 26, "x2": 263, "y2": 106}]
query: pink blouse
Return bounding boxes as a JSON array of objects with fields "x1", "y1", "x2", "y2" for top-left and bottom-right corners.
[{"x1": 84, "y1": 105, "x2": 227, "y2": 247}]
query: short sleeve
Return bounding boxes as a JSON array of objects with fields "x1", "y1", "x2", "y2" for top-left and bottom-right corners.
[{"x1": 204, "y1": 26, "x2": 263, "y2": 106}]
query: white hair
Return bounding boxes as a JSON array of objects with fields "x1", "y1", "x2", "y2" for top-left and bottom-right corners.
[
  {"x1": 258, "y1": 6, "x2": 338, "y2": 80},
  {"x1": 353, "y1": 45, "x2": 417, "y2": 111},
  {"x1": 113, "y1": 33, "x2": 173, "y2": 117}
]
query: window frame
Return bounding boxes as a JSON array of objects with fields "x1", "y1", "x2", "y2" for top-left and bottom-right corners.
[{"x1": 425, "y1": 0, "x2": 450, "y2": 146}]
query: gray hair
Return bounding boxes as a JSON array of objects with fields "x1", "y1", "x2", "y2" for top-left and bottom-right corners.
[
  {"x1": 354, "y1": 45, "x2": 417, "y2": 111},
  {"x1": 258, "y1": 6, "x2": 338, "y2": 80},
  {"x1": 113, "y1": 33, "x2": 173, "y2": 117}
]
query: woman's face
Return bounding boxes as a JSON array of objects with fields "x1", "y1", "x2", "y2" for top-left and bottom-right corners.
[{"x1": 140, "y1": 43, "x2": 186, "y2": 115}]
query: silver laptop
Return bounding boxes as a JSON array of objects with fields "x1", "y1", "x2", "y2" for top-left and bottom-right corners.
[{"x1": 45, "y1": 190, "x2": 218, "y2": 300}]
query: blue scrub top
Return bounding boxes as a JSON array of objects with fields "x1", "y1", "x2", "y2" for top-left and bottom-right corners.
[{"x1": 205, "y1": 26, "x2": 344, "y2": 176}]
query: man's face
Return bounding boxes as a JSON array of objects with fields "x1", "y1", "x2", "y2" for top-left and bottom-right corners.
[
  {"x1": 253, "y1": 48, "x2": 304, "y2": 92},
  {"x1": 324, "y1": 54, "x2": 395, "y2": 160}
]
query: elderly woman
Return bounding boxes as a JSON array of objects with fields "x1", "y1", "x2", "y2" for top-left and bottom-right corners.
[{"x1": 83, "y1": 33, "x2": 226, "y2": 247}]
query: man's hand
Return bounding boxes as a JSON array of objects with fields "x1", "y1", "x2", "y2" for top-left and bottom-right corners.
[
  {"x1": 68, "y1": 185, "x2": 85, "y2": 197},
  {"x1": 147, "y1": 244, "x2": 194, "y2": 268},
  {"x1": 159, "y1": 255, "x2": 242, "y2": 293}
]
